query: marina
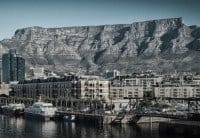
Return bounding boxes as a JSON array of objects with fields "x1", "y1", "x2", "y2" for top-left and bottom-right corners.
[
  {"x1": 0, "y1": 97, "x2": 200, "y2": 136},
  {"x1": 0, "y1": 103, "x2": 25, "y2": 116},
  {"x1": 0, "y1": 0, "x2": 199, "y2": 137},
  {"x1": 0, "y1": 115, "x2": 163, "y2": 138},
  {"x1": 0, "y1": 114, "x2": 199, "y2": 138}
]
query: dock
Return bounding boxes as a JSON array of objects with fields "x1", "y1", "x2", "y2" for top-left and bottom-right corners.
[{"x1": 56, "y1": 111, "x2": 133, "y2": 125}]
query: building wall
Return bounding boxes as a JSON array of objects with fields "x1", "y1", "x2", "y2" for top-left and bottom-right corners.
[
  {"x1": 2, "y1": 53, "x2": 11, "y2": 83},
  {"x1": 154, "y1": 85, "x2": 200, "y2": 98},
  {"x1": 109, "y1": 86, "x2": 143, "y2": 100},
  {"x1": 122, "y1": 77, "x2": 162, "y2": 92},
  {"x1": 17, "y1": 57, "x2": 25, "y2": 81},
  {"x1": 11, "y1": 78, "x2": 110, "y2": 102},
  {"x1": 0, "y1": 84, "x2": 10, "y2": 96},
  {"x1": 77, "y1": 79, "x2": 110, "y2": 101},
  {"x1": 2, "y1": 49, "x2": 25, "y2": 83},
  {"x1": 11, "y1": 81, "x2": 72, "y2": 99}
]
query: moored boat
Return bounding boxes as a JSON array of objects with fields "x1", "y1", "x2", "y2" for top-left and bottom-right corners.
[
  {"x1": 24, "y1": 102, "x2": 57, "y2": 121},
  {"x1": 1, "y1": 103, "x2": 25, "y2": 116}
]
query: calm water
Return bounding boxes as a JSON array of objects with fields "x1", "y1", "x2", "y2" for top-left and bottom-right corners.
[{"x1": 0, "y1": 115, "x2": 185, "y2": 138}]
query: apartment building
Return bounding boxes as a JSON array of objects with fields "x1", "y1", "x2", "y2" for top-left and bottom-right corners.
[
  {"x1": 122, "y1": 76, "x2": 163, "y2": 92},
  {"x1": 154, "y1": 84, "x2": 200, "y2": 98},
  {"x1": 76, "y1": 76, "x2": 110, "y2": 102},
  {"x1": 10, "y1": 76, "x2": 77, "y2": 99},
  {"x1": 109, "y1": 86, "x2": 143, "y2": 100}
]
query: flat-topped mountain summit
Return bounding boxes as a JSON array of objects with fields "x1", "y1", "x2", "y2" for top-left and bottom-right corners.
[{"x1": 1, "y1": 17, "x2": 200, "y2": 74}]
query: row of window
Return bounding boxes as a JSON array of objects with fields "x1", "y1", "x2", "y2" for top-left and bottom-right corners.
[{"x1": 13, "y1": 83, "x2": 71, "y2": 89}]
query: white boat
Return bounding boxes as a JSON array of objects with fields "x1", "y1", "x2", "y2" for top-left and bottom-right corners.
[
  {"x1": 1, "y1": 103, "x2": 25, "y2": 116},
  {"x1": 24, "y1": 102, "x2": 57, "y2": 121}
]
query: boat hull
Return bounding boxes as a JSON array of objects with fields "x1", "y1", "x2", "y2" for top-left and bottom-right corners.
[
  {"x1": 2, "y1": 108, "x2": 24, "y2": 117},
  {"x1": 24, "y1": 112, "x2": 54, "y2": 121}
]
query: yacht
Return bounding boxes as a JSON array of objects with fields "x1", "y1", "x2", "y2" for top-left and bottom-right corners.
[
  {"x1": 1, "y1": 103, "x2": 25, "y2": 116},
  {"x1": 24, "y1": 102, "x2": 57, "y2": 121}
]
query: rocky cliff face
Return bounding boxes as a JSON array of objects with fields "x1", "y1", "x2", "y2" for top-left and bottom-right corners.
[{"x1": 1, "y1": 17, "x2": 200, "y2": 74}]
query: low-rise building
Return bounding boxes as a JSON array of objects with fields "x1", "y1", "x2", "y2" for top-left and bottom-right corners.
[
  {"x1": 109, "y1": 86, "x2": 143, "y2": 100},
  {"x1": 154, "y1": 84, "x2": 200, "y2": 98},
  {"x1": 10, "y1": 75, "x2": 77, "y2": 99},
  {"x1": 122, "y1": 76, "x2": 163, "y2": 92},
  {"x1": 11, "y1": 75, "x2": 110, "y2": 102},
  {"x1": 77, "y1": 76, "x2": 110, "y2": 102},
  {"x1": 0, "y1": 83, "x2": 10, "y2": 96}
]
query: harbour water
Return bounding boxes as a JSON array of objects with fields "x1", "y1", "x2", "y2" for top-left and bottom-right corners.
[{"x1": 0, "y1": 115, "x2": 187, "y2": 138}]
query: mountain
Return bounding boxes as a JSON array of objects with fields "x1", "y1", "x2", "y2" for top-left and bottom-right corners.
[{"x1": 1, "y1": 17, "x2": 200, "y2": 75}]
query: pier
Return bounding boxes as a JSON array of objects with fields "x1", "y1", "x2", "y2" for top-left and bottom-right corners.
[
  {"x1": 0, "y1": 96, "x2": 133, "y2": 124},
  {"x1": 56, "y1": 111, "x2": 133, "y2": 125}
]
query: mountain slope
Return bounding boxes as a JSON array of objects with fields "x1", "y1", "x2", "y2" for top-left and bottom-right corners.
[{"x1": 1, "y1": 17, "x2": 200, "y2": 74}]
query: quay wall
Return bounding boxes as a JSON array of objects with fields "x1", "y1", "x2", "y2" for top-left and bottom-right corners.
[{"x1": 103, "y1": 115, "x2": 132, "y2": 124}]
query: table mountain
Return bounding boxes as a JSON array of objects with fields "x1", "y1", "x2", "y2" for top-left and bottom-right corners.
[{"x1": 1, "y1": 17, "x2": 200, "y2": 75}]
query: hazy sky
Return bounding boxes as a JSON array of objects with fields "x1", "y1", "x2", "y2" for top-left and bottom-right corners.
[{"x1": 0, "y1": 0, "x2": 200, "y2": 40}]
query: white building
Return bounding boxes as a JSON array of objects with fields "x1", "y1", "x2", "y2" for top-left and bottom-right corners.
[
  {"x1": 0, "y1": 83, "x2": 10, "y2": 96},
  {"x1": 154, "y1": 84, "x2": 200, "y2": 98},
  {"x1": 122, "y1": 76, "x2": 163, "y2": 91},
  {"x1": 109, "y1": 86, "x2": 143, "y2": 100},
  {"x1": 77, "y1": 76, "x2": 110, "y2": 102},
  {"x1": 30, "y1": 67, "x2": 45, "y2": 79}
]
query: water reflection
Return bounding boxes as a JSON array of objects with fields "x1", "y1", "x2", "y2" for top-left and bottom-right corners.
[
  {"x1": 0, "y1": 115, "x2": 189, "y2": 138},
  {"x1": 23, "y1": 119, "x2": 58, "y2": 138}
]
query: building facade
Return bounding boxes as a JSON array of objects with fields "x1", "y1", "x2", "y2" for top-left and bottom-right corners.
[
  {"x1": 122, "y1": 76, "x2": 163, "y2": 92},
  {"x1": 10, "y1": 76, "x2": 76, "y2": 99},
  {"x1": 76, "y1": 76, "x2": 110, "y2": 102},
  {"x1": 2, "y1": 49, "x2": 25, "y2": 83},
  {"x1": 154, "y1": 84, "x2": 200, "y2": 98},
  {"x1": 0, "y1": 83, "x2": 10, "y2": 96},
  {"x1": 11, "y1": 75, "x2": 110, "y2": 102},
  {"x1": 109, "y1": 86, "x2": 143, "y2": 100}
]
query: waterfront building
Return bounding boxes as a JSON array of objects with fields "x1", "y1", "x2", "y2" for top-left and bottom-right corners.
[
  {"x1": 109, "y1": 86, "x2": 143, "y2": 100},
  {"x1": 76, "y1": 75, "x2": 110, "y2": 102},
  {"x1": 10, "y1": 75, "x2": 78, "y2": 99},
  {"x1": 0, "y1": 83, "x2": 10, "y2": 96},
  {"x1": 154, "y1": 84, "x2": 200, "y2": 98},
  {"x1": 10, "y1": 72, "x2": 200, "y2": 106},
  {"x1": 11, "y1": 75, "x2": 110, "y2": 103},
  {"x1": 109, "y1": 82, "x2": 143, "y2": 112},
  {"x1": 2, "y1": 49, "x2": 25, "y2": 83},
  {"x1": 122, "y1": 76, "x2": 163, "y2": 92}
]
